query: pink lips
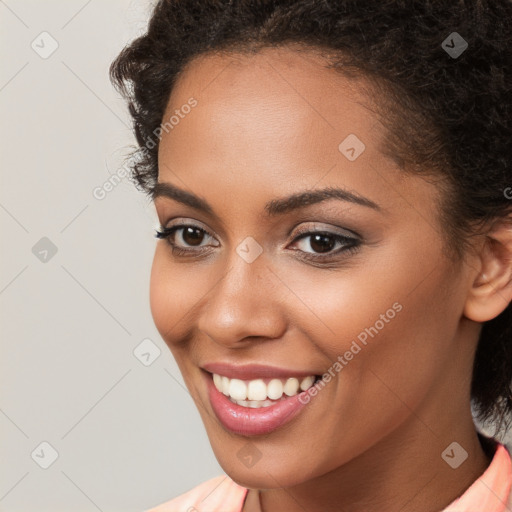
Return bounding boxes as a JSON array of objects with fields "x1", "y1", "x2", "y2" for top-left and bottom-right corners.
[
  {"x1": 202, "y1": 363, "x2": 319, "y2": 436},
  {"x1": 202, "y1": 362, "x2": 316, "y2": 380}
]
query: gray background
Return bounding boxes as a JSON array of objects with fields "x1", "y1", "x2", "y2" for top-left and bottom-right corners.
[
  {"x1": 0, "y1": 2, "x2": 510, "y2": 512},
  {"x1": 0, "y1": 1, "x2": 222, "y2": 511}
]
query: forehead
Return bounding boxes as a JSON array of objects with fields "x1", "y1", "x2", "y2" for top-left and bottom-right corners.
[
  {"x1": 164, "y1": 45, "x2": 380, "y2": 143},
  {"x1": 156, "y1": 45, "x2": 439, "y2": 226},
  {"x1": 160, "y1": 47, "x2": 381, "y2": 172}
]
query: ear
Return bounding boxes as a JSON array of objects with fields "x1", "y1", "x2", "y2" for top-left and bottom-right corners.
[{"x1": 464, "y1": 216, "x2": 512, "y2": 322}]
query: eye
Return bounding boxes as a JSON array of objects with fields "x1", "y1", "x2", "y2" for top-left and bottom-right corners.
[
  {"x1": 155, "y1": 223, "x2": 218, "y2": 256},
  {"x1": 288, "y1": 229, "x2": 361, "y2": 260},
  {"x1": 155, "y1": 222, "x2": 362, "y2": 261}
]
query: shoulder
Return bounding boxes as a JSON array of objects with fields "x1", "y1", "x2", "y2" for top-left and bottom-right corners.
[{"x1": 144, "y1": 474, "x2": 248, "y2": 512}]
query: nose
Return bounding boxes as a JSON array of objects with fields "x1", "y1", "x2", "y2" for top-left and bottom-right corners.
[{"x1": 197, "y1": 255, "x2": 287, "y2": 349}]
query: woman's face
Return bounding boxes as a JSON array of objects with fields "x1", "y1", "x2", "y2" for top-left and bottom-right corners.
[{"x1": 150, "y1": 46, "x2": 479, "y2": 488}]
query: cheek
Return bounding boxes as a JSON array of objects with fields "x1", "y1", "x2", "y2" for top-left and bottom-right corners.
[
  {"x1": 149, "y1": 248, "x2": 172, "y2": 338},
  {"x1": 149, "y1": 246, "x2": 196, "y2": 345},
  {"x1": 331, "y1": 266, "x2": 458, "y2": 422},
  {"x1": 298, "y1": 243, "x2": 458, "y2": 407},
  {"x1": 149, "y1": 250, "x2": 205, "y2": 389}
]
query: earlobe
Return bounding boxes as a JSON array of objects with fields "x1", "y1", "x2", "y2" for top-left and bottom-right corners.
[{"x1": 463, "y1": 220, "x2": 512, "y2": 323}]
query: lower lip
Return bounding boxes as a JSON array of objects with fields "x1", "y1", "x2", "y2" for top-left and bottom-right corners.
[{"x1": 205, "y1": 373, "x2": 315, "y2": 436}]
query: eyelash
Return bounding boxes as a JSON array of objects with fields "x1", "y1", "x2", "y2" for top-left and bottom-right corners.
[{"x1": 154, "y1": 223, "x2": 361, "y2": 262}]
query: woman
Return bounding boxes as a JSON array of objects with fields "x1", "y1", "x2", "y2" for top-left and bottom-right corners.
[{"x1": 110, "y1": 1, "x2": 512, "y2": 510}]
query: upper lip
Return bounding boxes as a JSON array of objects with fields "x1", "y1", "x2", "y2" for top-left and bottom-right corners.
[{"x1": 202, "y1": 362, "x2": 318, "y2": 380}]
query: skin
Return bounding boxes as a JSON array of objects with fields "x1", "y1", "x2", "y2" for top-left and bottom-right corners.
[{"x1": 149, "y1": 45, "x2": 512, "y2": 512}]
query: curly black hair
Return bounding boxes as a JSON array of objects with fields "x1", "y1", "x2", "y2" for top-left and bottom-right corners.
[{"x1": 110, "y1": 0, "x2": 512, "y2": 436}]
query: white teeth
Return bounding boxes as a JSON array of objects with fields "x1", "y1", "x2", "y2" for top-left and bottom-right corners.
[
  {"x1": 283, "y1": 377, "x2": 300, "y2": 396},
  {"x1": 212, "y1": 373, "x2": 317, "y2": 406},
  {"x1": 213, "y1": 373, "x2": 222, "y2": 391},
  {"x1": 299, "y1": 375, "x2": 315, "y2": 391},
  {"x1": 221, "y1": 376, "x2": 230, "y2": 396},
  {"x1": 267, "y1": 379, "x2": 283, "y2": 400},
  {"x1": 247, "y1": 379, "x2": 267, "y2": 401},
  {"x1": 228, "y1": 379, "x2": 247, "y2": 400},
  {"x1": 232, "y1": 397, "x2": 281, "y2": 408}
]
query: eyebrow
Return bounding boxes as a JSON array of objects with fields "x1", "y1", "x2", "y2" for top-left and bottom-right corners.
[{"x1": 152, "y1": 181, "x2": 381, "y2": 217}]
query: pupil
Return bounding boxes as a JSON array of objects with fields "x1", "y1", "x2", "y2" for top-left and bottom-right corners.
[
  {"x1": 310, "y1": 234, "x2": 334, "y2": 253},
  {"x1": 183, "y1": 227, "x2": 204, "y2": 246}
]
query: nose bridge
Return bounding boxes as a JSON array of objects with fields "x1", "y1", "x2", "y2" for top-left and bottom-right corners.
[{"x1": 197, "y1": 246, "x2": 286, "y2": 346}]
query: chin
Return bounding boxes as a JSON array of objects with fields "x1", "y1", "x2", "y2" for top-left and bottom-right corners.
[{"x1": 210, "y1": 444, "x2": 316, "y2": 489}]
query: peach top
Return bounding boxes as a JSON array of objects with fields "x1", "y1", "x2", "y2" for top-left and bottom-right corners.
[{"x1": 146, "y1": 443, "x2": 512, "y2": 512}]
